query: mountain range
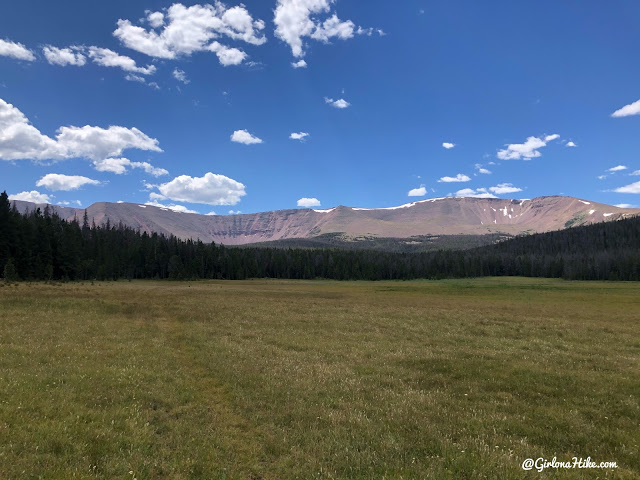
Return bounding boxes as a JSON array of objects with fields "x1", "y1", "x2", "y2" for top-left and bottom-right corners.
[{"x1": 11, "y1": 196, "x2": 640, "y2": 246}]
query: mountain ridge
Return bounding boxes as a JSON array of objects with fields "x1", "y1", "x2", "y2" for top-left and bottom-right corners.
[{"x1": 10, "y1": 196, "x2": 640, "y2": 245}]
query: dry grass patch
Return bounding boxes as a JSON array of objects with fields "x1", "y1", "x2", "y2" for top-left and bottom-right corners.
[{"x1": 1, "y1": 278, "x2": 639, "y2": 478}]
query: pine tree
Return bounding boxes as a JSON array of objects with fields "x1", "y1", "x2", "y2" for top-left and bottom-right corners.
[{"x1": 3, "y1": 257, "x2": 17, "y2": 282}]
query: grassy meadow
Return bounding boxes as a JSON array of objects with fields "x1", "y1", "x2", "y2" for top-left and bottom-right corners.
[{"x1": 0, "y1": 278, "x2": 639, "y2": 479}]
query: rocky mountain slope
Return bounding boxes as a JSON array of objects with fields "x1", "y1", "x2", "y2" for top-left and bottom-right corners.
[{"x1": 11, "y1": 196, "x2": 640, "y2": 245}]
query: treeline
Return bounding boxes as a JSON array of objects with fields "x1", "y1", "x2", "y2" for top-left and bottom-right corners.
[
  {"x1": 242, "y1": 232, "x2": 510, "y2": 253},
  {"x1": 1, "y1": 191, "x2": 639, "y2": 282}
]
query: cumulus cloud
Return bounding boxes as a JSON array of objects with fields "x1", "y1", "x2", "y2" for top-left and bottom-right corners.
[
  {"x1": 442, "y1": 142, "x2": 455, "y2": 149},
  {"x1": 172, "y1": 68, "x2": 190, "y2": 84},
  {"x1": 125, "y1": 74, "x2": 146, "y2": 83},
  {"x1": 145, "y1": 200, "x2": 198, "y2": 213},
  {"x1": 408, "y1": 186, "x2": 427, "y2": 197},
  {"x1": 631, "y1": 170, "x2": 640, "y2": 176},
  {"x1": 438, "y1": 173, "x2": 471, "y2": 183},
  {"x1": 36, "y1": 174, "x2": 101, "y2": 191},
  {"x1": 0, "y1": 39, "x2": 35, "y2": 61},
  {"x1": 207, "y1": 41, "x2": 247, "y2": 65},
  {"x1": 608, "y1": 165, "x2": 627, "y2": 172},
  {"x1": 325, "y1": 97, "x2": 350, "y2": 109},
  {"x1": 55, "y1": 124, "x2": 161, "y2": 161},
  {"x1": 566, "y1": 141, "x2": 577, "y2": 147},
  {"x1": 0, "y1": 98, "x2": 65, "y2": 161},
  {"x1": 290, "y1": 132, "x2": 309, "y2": 141},
  {"x1": 475, "y1": 164, "x2": 491, "y2": 174},
  {"x1": 611, "y1": 99, "x2": 640, "y2": 118},
  {"x1": 43, "y1": 46, "x2": 86, "y2": 66},
  {"x1": 146, "y1": 11, "x2": 165, "y2": 29},
  {"x1": 454, "y1": 188, "x2": 497, "y2": 199},
  {"x1": 488, "y1": 183, "x2": 523, "y2": 194},
  {"x1": 87, "y1": 47, "x2": 156, "y2": 75},
  {"x1": 9, "y1": 191, "x2": 52, "y2": 203},
  {"x1": 0, "y1": 98, "x2": 164, "y2": 174},
  {"x1": 231, "y1": 129, "x2": 263, "y2": 144},
  {"x1": 93, "y1": 158, "x2": 168, "y2": 176},
  {"x1": 613, "y1": 181, "x2": 640, "y2": 194},
  {"x1": 113, "y1": 3, "x2": 266, "y2": 66},
  {"x1": 157, "y1": 172, "x2": 246, "y2": 205},
  {"x1": 291, "y1": 59, "x2": 307, "y2": 68},
  {"x1": 497, "y1": 133, "x2": 560, "y2": 160},
  {"x1": 297, "y1": 197, "x2": 321, "y2": 207},
  {"x1": 274, "y1": 0, "x2": 377, "y2": 59}
]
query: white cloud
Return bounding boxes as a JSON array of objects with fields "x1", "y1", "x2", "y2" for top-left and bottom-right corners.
[
  {"x1": 55, "y1": 124, "x2": 161, "y2": 161},
  {"x1": 172, "y1": 68, "x2": 190, "y2": 84},
  {"x1": 0, "y1": 98, "x2": 65, "y2": 161},
  {"x1": 157, "y1": 172, "x2": 246, "y2": 205},
  {"x1": 631, "y1": 170, "x2": 640, "y2": 176},
  {"x1": 207, "y1": 41, "x2": 247, "y2": 66},
  {"x1": 92, "y1": 158, "x2": 133, "y2": 174},
  {"x1": 135, "y1": 162, "x2": 168, "y2": 177},
  {"x1": 125, "y1": 74, "x2": 146, "y2": 83},
  {"x1": 228, "y1": 210, "x2": 242, "y2": 214},
  {"x1": 205, "y1": 211, "x2": 217, "y2": 216},
  {"x1": 145, "y1": 200, "x2": 198, "y2": 213},
  {"x1": 36, "y1": 174, "x2": 101, "y2": 191},
  {"x1": 615, "y1": 203, "x2": 637, "y2": 208},
  {"x1": 274, "y1": 0, "x2": 374, "y2": 58},
  {"x1": 146, "y1": 11, "x2": 165, "y2": 28},
  {"x1": 0, "y1": 39, "x2": 35, "y2": 61},
  {"x1": 489, "y1": 183, "x2": 522, "y2": 194},
  {"x1": 613, "y1": 181, "x2": 640, "y2": 194},
  {"x1": 597, "y1": 175, "x2": 607, "y2": 180},
  {"x1": 611, "y1": 99, "x2": 640, "y2": 118},
  {"x1": 113, "y1": 3, "x2": 266, "y2": 66},
  {"x1": 325, "y1": 97, "x2": 350, "y2": 109},
  {"x1": 231, "y1": 129, "x2": 263, "y2": 144},
  {"x1": 408, "y1": 186, "x2": 427, "y2": 197},
  {"x1": 93, "y1": 158, "x2": 168, "y2": 176},
  {"x1": 43, "y1": 46, "x2": 86, "y2": 66},
  {"x1": 297, "y1": 197, "x2": 321, "y2": 207},
  {"x1": 290, "y1": 132, "x2": 309, "y2": 141},
  {"x1": 148, "y1": 192, "x2": 166, "y2": 201},
  {"x1": 566, "y1": 141, "x2": 577, "y2": 147},
  {"x1": 608, "y1": 165, "x2": 627, "y2": 172},
  {"x1": 497, "y1": 134, "x2": 560, "y2": 160},
  {"x1": 9, "y1": 191, "x2": 52, "y2": 203},
  {"x1": 442, "y1": 142, "x2": 455, "y2": 149},
  {"x1": 0, "y1": 98, "x2": 164, "y2": 173},
  {"x1": 454, "y1": 188, "x2": 497, "y2": 199},
  {"x1": 291, "y1": 59, "x2": 307, "y2": 68},
  {"x1": 87, "y1": 47, "x2": 156, "y2": 75},
  {"x1": 475, "y1": 164, "x2": 491, "y2": 175},
  {"x1": 438, "y1": 173, "x2": 471, "y2": 183}
]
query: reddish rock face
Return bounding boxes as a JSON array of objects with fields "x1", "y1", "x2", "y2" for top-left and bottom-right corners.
[{"x1": 12, "y1": 196, "x2": 640, "y2": 245}]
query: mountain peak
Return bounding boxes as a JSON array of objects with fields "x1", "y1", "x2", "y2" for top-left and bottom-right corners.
[{"x1": 10, "y1": 196, "x2": 639, "y2": 245}]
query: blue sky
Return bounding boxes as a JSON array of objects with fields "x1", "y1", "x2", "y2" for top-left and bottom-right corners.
[{"x1": 1, "y1": 0, "x2": 640, "y2": 214}]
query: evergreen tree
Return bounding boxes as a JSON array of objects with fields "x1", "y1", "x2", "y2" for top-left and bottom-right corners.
[{"x1": 3, "y1": 257, "x2": 17, "y2": 282}]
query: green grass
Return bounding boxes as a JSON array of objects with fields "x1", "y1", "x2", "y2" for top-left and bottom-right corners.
[{"x1": 0, "y1": 278, "x2": 639, "y2": 479}]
